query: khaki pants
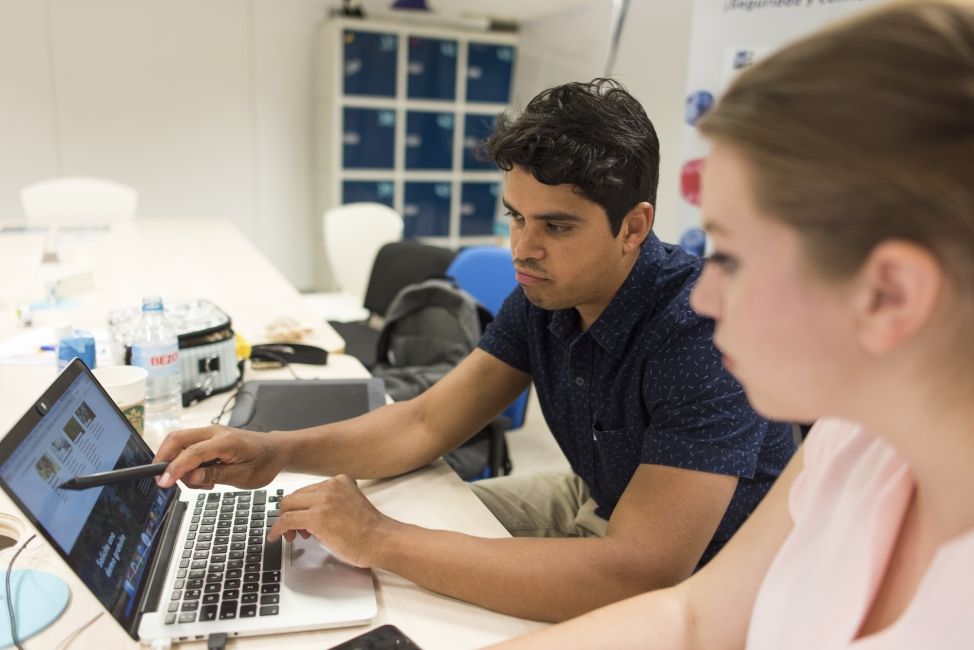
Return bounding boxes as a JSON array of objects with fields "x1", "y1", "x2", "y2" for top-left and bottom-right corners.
[{"x1": 470, "y1": 470, "x2": 609, "y2": 538}]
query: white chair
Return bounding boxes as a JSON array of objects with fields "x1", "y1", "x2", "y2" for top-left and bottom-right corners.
[
  {"x1": 20, "y1": 176, "x2": 139, "y2": 227},
  {"x1": 303, "y1": 202, "x2": 404, "y2": 323}
]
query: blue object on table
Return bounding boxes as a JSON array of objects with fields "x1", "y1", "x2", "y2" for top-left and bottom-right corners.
[
  {"x1": 0, "y1": 569, "x2": 70, "y2": 647},
  {"x1": 679, "y1": 227, "x2": 707, "y2": 257},
  {"x1": 57, "y1": 329, "x2": 96, "y2": 371}
]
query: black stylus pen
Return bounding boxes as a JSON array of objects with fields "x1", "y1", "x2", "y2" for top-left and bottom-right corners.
[{"x1": 58, "y1": 459, "x2": 220, "y2": 490}]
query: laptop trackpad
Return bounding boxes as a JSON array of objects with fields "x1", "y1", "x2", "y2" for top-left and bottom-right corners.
[
  {"x1": 287, "y1": 536, "x2": 371, "y2": 596},
  {"x1": 290, "y1": 535, "x2": 340, "y2": 567}
]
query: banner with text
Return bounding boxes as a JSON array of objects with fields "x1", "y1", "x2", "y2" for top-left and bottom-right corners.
[{"x1": 678, "y1": 0, "x2": 885, "y2": 237}]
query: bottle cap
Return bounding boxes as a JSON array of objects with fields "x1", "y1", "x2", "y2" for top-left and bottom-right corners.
[{"x1": 142, "y1": 296, "x2": 164, "y2": 312}]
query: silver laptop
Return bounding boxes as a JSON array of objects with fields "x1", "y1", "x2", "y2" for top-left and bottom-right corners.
[{"x1": 0, "y1": 359, "x2": 377, "y2": 644}]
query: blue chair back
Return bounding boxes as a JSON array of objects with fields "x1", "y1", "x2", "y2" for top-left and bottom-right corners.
[
  {"x1": 447, "y1": 246, "x2": 529, "y2": 430},
  {"x1": 447, "y1": 246, "x2": 514, "y2": 314}
]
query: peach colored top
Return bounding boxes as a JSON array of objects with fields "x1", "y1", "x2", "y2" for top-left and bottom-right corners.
[{"x1": 747, "y1": 418, "x2": 974, "y2": 649}]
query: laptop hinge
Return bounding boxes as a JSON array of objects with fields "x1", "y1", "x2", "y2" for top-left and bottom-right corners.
[{"x1": 131, "y1": 496, "x2": 187, "y2": 636}]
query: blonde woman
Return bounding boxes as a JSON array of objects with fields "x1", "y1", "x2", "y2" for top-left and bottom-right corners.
[{"x1": 495, "y1": 1, "x2": 974, "y2": 647}]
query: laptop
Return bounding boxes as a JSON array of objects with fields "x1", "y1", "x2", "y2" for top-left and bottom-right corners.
[{"x1": 0, "y1": 359, "x2": 379, "y2": 644}]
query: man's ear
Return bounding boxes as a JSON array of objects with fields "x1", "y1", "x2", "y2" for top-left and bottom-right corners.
[
  {"x1": 854, "y1": 240, "x2": 943, "y2": 355},
  {"x1": 620, "y1": 202, "x2": 654, "y2": 252}
]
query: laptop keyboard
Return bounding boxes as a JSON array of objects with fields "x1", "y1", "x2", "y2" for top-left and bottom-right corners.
[{"x1": 164, "y1": 489, "x2": 284, "y2": 625}]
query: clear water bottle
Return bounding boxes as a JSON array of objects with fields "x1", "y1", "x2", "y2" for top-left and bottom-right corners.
[{"x1": 131, "y1": 297, "x2": 182, "y2": 435}]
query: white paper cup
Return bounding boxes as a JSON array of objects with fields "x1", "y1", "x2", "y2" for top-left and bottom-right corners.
[{"x1": 92, "y1": 365, "x2": 148, "y2": 435}]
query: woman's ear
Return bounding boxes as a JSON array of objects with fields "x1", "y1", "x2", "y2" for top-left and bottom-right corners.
[
  {"x1": 854, "y1": 240, "x2": 943, "y2": 355},
  {"x1": 620, "y1": 202, "x2": 654, "y2": 252}
]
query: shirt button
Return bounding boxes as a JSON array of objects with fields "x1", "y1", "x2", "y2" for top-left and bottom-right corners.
[{"x1": 574, "y1": 376, "x2": 584, "y2": 386}]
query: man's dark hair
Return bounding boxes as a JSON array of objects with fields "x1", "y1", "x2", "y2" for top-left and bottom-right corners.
[{"x1": 481, "y1": 77, "x2": 660, "y2": 236}]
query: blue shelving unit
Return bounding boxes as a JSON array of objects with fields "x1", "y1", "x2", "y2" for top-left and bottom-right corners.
[
  {"x1": 404, "y1": 182, "x2": 452, "y2": 237},
  {"x1": 408, "y1": 36, "x2": 457, "y2": 100},
  {"x1": 343, "y1": 30, "x2": 398, "y2": 97},
  {"x1": 342, "y1": 180, "x2": 395, "y2": 207},
  {"x1": 466, "y1": 43, "x2": 515, "y2": 103},
  {"x1": 463, "y1": 114, "x2": 498, "y2": 170},
  {"x1": 460, "y1": 182, "x2": 501, "y2": 235},
  {"x1": 342, "y1": 107, "x2": 396, "y2": 169},
  {"x1": 405, "y1": 111, "x2": 455, "y2": 170},
  {"x1": 319, "y1": 19, "x2": 517, "y2": 247}
]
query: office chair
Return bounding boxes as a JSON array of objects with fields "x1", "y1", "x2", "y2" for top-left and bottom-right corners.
[
  {"x1": 330, "y1": 240, "x2": 456, "y2": 369},
  {"x1": 20, "y1": 176, "x2": 138, "y2": 226},
  {"x1": 446, "y1": 245, "x2": 529, "y2": 431},
  {"x1": 446, "y1": 245, "x2": 514, "y2": 315},
  {"x1": 304, "y1": 202, "x2": 404, "y2": 323}
]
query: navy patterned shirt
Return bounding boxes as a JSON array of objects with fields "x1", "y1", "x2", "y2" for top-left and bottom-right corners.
[{"x1": 478, "y1": 234, "x2": 795, "y2": 564}]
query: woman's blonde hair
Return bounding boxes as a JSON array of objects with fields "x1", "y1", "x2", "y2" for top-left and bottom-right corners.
[{"x1": 698, "y1": 1, "x2": 974, "y2": 289}]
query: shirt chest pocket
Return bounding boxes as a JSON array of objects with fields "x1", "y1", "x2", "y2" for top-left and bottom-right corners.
[{"x1": 591, "y1": 423, "x2": 644, "y2": 507}]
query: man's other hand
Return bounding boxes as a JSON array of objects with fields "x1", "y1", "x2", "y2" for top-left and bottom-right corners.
[{"x1": 266, "y1": 475, "x2": 394, "y2": 568}]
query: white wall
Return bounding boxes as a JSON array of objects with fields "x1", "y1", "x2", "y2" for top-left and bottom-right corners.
[
  {"x1": 513, "y1": 0, "x2": 694, "y2": 244},
  {"x1": 0, "y1": 0, "x2": 331, "y2": 290},
  {"x1": 513, "y1": 3, "x2": 613, "y2": 103},
  {"x1": 0, "y1": 0, "x2": 695, "y2": 291}
]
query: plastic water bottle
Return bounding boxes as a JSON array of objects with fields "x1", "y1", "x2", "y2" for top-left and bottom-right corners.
[{"x1": 131, "y1": 297, "x2": 182, "y2": 435}]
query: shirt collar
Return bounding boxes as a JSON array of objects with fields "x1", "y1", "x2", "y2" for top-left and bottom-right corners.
[{"x1": 547, "y1": 234, "x2": 664, "y2": 355}]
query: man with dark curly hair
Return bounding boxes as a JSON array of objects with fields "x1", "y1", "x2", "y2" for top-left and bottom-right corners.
[{"x1": 156, "y1": 78, "x2": 794, "y2": 623}]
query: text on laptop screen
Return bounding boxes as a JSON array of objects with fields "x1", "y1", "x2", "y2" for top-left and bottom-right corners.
[{"x1": 0, "y1": 370, "x2": 176, "y2": 627}]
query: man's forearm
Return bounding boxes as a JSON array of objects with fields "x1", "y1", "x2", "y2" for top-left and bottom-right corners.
[
  {"x1": 369, "y1": 522, "x2": 684, "y2": 622},
  {"x1": 272, "y1": 349, "x2": 529, "y2": 480}
]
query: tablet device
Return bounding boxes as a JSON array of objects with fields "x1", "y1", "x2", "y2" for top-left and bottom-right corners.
[{"x1": 227, "y1": 379, "x2": 386, "y2": 432}]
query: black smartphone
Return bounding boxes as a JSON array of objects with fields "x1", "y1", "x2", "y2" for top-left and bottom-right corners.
[{"x1": 327, "y1": 624, "x2": 422, "y2": 649}]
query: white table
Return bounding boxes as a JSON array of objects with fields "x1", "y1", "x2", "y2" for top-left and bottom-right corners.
[
  {"x1": 0, "y1": 218, "x2": 344, "y2": 353},
  {"x1": 0, "y1": 219, "x2": 546, "y2": 648}
]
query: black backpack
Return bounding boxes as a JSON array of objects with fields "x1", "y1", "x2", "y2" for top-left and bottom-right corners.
[{"x1": 371, "y1": 278, "x2": 512, "y2": 480}]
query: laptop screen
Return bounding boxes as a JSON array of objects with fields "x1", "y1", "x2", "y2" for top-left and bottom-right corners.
[{"x1": 0, "y1": 361, "x2": 177, "y2": 633}]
